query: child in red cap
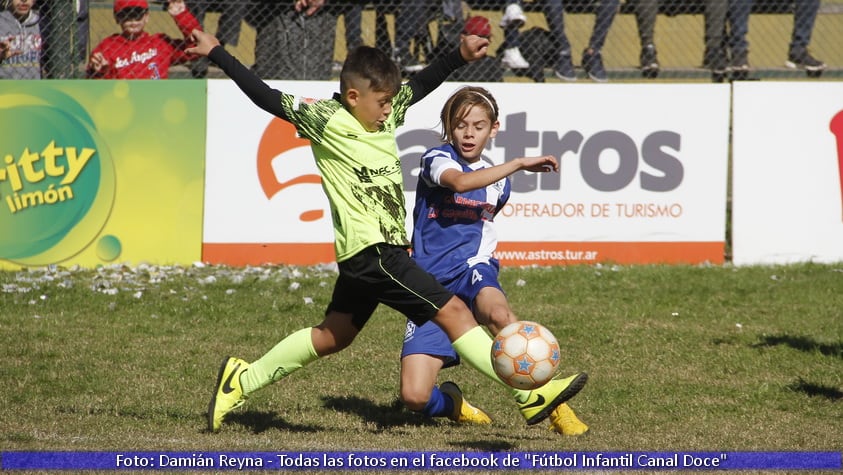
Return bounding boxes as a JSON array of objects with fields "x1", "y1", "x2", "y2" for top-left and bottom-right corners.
[{"x1": 87, "y1": 0, "x2": 201, "y2": 79}]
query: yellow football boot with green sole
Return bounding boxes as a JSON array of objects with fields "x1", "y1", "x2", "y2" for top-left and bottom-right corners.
[
  {"x1": 208, "y1": 356, "x2": 249, "y2": 432},
  {"x1": 518, "y1": 372, "x2": 588, "y2": 425}
]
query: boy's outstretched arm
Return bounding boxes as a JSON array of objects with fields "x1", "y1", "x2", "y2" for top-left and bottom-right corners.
[
  {"x1": 186, "y1": 29, "x2": 288, "y2": 120},
  {"x1": 440, "y1": 156, "x2": 559, "y2": 194},
  {"x1": 407, "y1": 34, "x2": 490, "y2": 105}
]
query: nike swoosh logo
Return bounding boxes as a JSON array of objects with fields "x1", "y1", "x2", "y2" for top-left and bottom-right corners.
[
  {"x1": 221, "y1": 363, "x2": 241, "y2": 394},
  {"x1": 521, "y1": 394, "x2": 545, "y2": 409}
]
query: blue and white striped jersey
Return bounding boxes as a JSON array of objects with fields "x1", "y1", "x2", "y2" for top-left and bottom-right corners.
[{"x1": 411, "y1": 143, "x2": 512, "y2": 281}]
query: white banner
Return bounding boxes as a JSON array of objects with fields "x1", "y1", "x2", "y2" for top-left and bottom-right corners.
[
  {"x1": 204, "y1": 80, "x2": 730, "y2": 266},
  {"x1": 732, "y1": 81, "x2": 843, "y2": 265}
]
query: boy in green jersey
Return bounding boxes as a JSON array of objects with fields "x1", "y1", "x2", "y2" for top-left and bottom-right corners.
[{"x1": 187, "y1": 27, "x2": 587, "y2": 433}]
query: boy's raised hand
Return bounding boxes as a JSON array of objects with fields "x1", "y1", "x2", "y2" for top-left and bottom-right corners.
[
  {"x1": 186, "y1": 29, "x2": 220, "y2": 57},
  {"x1": 459, "y1": 34, "x2": 490, "y2": 63},
  {"x1": 167, "y1": 0, "x2": 187, "y2": 15}
]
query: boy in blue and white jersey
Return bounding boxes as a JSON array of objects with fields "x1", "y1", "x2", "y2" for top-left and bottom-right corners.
[{"x1": 400, "y1": 86, "x2": 589, "y2": 435}]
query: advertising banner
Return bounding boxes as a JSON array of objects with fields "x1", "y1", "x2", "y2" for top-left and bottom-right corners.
[
  {"x1": 0, "y1": 81, "x2": 206, "y2": 269},
  {"x1": 204, "y1": 81, "x2": 730, "y2": 266},
  {"x1": 732, "y1": 82, "x2": 843, "y2": 265}
]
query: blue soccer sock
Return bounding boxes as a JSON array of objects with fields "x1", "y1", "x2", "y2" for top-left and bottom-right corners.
[{"x1": 420, "y1": 385, "x2": 454, "y2": 418}]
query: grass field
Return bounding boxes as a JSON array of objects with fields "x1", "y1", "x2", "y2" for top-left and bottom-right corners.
[{"x1": 1, "y1": 262, "x2": 841, "y2": 473}]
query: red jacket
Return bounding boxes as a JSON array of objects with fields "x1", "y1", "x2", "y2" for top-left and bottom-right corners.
[{"x1": 87, "y1": 10, "x2": 200, "y2": 79}]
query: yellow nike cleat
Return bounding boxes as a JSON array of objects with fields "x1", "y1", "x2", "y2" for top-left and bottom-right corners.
[
  {"x1": 207, "y1": 356, "x2": 249, "y2": 432},
  {"x1": 440, "y1": 381, "x2": 492, "y2": 424},
  {"x1": 548, "y1": 403, "x2": 589, "y2": 436},
  {"x1": 518, "y1": 372, "x2": 588, "y2": 425}
]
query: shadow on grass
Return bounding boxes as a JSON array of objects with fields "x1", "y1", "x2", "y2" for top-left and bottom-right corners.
[
  {"x1": 786, "y1": 378, "x2": 843, "y2": 401},
  {"x1": 450, "y1": 440, "x2": 517, "y2": 451},
  {"x1": 752, "y1": 334, "x2": 843, "y2": 359},
  {"x1": 321, "y1": 395, "x2": 439, "y2": 429},
  {"x1": 224, "y1": 410, "x2": 323, "y2": 434},
  {"x1": 320, "y1": 395, "x2": 518, "y2": 451}
]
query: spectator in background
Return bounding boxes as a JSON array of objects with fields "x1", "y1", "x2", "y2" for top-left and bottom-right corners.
[
  {"x1": 248, "y1": 0, "x2": 337, "y2": 79},
  {"x1": 86, "y1": 0, "x2": 200, "y2": 79},
  {"x1": 703, "y1": 0, "x2": 751, "y2": 82},
  {"x1": 499, "y1": 0, "x2": 619, "y2": 83},
  {"x1": 784, "y1": 0, "x2": 825, "y2": 75},
  {"x1": 631, "y1": 0, "x2": 659, "y2": 78},
  {"x1": 186, "y1": 0, "x2": 246, "y2": 77},
  {"x1": 0, "y1": 0, "x2": 42, "y2": 79}
]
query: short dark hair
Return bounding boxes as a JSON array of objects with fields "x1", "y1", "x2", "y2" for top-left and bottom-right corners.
[{"x1": 340, "y1": 46, "x2": 401, "y2": 96}]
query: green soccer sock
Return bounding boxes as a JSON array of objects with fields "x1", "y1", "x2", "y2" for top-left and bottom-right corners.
[
  {"x1": 451, "y1": 326, "x2": 530, "y2": 403},
  {"x1": 240, "y1": 327, "x2": 319, "y2": 396}
]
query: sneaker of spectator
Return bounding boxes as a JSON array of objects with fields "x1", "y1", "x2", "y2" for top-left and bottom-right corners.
[
  {"x1": 501, "y1": 47, "x2": 529, "y2": 69},
  {"x1": 500, "y1": 2, "x2": 526, "y2": 28},
  {"x1": 639, "y1": 43, "x2": 659, "y2": 79},
  {"x1": 581, "y1": 48, "x2": 607, "y2": 82},
  {"x1": 730, "y1": 49, "x2": 749, "y2": 80},
  {"x1": 785, "y1": 47, "x2": 826, "y2": 72},
  {"x1": 554, "y1": 50, "x2": 576, "y2": 82},
  {"x1": 703, "y1": 46, "x2": 729, "y2": 83}
]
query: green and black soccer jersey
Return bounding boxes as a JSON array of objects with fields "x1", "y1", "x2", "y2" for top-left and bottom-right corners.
[
  {"x1": 208, "y1": 46, "x2": 467, "y2": 262},
  {"x1": 278, "y1": 89, "x2": 412, "y2": 261}
]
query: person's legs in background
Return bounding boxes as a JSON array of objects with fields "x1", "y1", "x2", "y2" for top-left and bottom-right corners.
[
  {"x1": 580, "y1": 0, "x2": 619, "y2": 82},
  {"x1": 785, "y1": 0, "x2": 825, "y2": 74},
  {"x1": 344, "y1": 1, "x2": 364, "y2": 50},
  {"x1": 726, "y1": 0, "x2": 751, "y2": 79},
  {"x1": 543, "y1": 0, "x2": 575, "y2": 81},
  {"x1": 633, "y1": 0, "x2": 659, "y2": 78},
  {"x1": 704, "y1": 0, "x2": 729, "y2": 81},
  {"x1": 392, "y1": 1, "x2": 432, "y2": 73}
]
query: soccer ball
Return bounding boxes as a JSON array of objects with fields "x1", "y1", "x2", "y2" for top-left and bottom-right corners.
[{"x1": 491, "y1": 321, "x2": 561, "y2": 390}]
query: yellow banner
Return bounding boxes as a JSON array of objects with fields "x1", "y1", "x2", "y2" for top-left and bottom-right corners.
[{"x1": 0, "y1": 80, "x2": 206, "y2": 269}]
